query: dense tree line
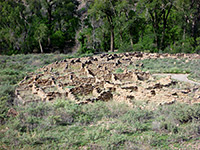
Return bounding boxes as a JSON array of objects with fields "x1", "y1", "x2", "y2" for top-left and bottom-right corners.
[
  {"x1": 1, "y1": 0, "x2": 200, "y2": 54},
  {"x1": 0, "y1": 0, "x2": 79, "y2": 54},
  {"x1": 79, "y1": 0, "x2": 200, "y2": 54}
]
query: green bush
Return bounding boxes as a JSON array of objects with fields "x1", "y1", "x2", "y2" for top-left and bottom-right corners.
[
  {"x1": 195, "y1": 46, "x2": 200, "y2": 54},
  {"x1": 118, "y1": 42, "x2": 133, "y2": 52},
  {"x1": 0, "y1": 96, "x2": 10, "y2": 123},
  {"x1": 154, "y1": 103, "x2": 200, "y2": 133},
  {"x1": 1, "y1": 101, "x2": 200, "y2": 149},
  {"x1": 136, "y1": 58, "x2": 200, "y2": 81},
  {"x1": 115, "y1": 68, "x2": 124, "y2": 73},
  {"x1": 168, "y1": 40, "x2": 194, "y2": 54},
  {"x1": 132, "y1": 43, "x2": 143, "y2": 51},
  {"x1": 51, "y1": 30, "x2": 65, "y2": 49}
]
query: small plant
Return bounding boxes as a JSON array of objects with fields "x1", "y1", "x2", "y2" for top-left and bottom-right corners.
[
  {"x1": 1, "y1": 54, "x2": 200, "y2": 149},
  {"x1": 115, "y1": 68, "x2": 124, "y2": 73},
  {"x1": 136, "y1": 58, "x2": 200, "y2": 81}
]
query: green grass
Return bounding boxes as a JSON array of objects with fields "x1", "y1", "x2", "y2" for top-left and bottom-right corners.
[
  {"x1": 115, "y1": 68, "x2": 124, "y2": 73},
  {"x1": 133, "y1": 58, "x2": 200, "y2": 81},
  {"x1": 0, "y1": 54, "x2": 200, "y2": 149},
  {"x1": 1, "y1": 100, "x2": 200, "y2": 149},
  {"x1": 0, "y1": 54, "x2": 71, "y2": 123}
]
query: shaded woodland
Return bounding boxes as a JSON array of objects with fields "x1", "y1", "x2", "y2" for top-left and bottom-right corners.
[{"x1": 1, "y1": 0, "x2": 200, "y2": 54}]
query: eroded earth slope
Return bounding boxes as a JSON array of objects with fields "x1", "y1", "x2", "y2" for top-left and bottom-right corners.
[{"x1": 15, "y1": 52, "x2": 200, "y2": 108}]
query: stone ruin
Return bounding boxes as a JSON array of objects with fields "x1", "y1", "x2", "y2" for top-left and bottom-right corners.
[{"x1": 15, "y1": 52, "x2": 200, "y2": 108}]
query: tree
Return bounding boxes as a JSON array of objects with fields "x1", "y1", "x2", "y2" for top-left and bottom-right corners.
[
  {"x1": 34, "y1": 24, "x2": 48, "y2": 53},
  {"x1": 0, "y1": 0, "x2": 79, "y2": 54},
  {"x1": 138, "y1": 0, "x2": 174, "y2": 51},
  {"x1": 0, "y1": 0, "x2": 27, "y2": 54},
  {"x1": 27, "y1": 0, "x2": 79, "y2": 52},
  {"x1": 114, "y1": 0, "x2": 144, "y2": 48},
  {"x1": 88, "y1": 0, "x2": 118, "y2": 52}
]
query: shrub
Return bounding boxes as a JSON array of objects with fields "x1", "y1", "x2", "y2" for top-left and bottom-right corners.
[
  {"x1": 168, "y1": 40, "x2": 194, "y2": 54},
  {"x1": 0, "y1": 96, "x2": 10, "y2": 123},
  {"x1": 132, "y1": 43, "x2": 143, "y2": 52},
  {"x1": 118, "y1": 42, "x2": 133, "y2": 52},
  {"x1": 195, "y1": 46, "x2": 200, "y2": 54},
  {"x1": 115, "y1": 68, "x2": 124, "y2": 73},
  {"x1": 154, "y1": 103, "x2": 200, "y2": 134}
]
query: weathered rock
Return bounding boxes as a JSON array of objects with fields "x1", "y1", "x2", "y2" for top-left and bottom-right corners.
[
  {"x1": 181, "y1": 89, "x2": 191, "y2": 94},
  {"x1": 115, "y1": 59, "x2": 121, "y2": 66},
  {"x1": 121, "y1": 84, "x2": 138, "y2": 91},
  {"x1": 81, "y1": 63, "x2": 85, "y2": 69},
  {"x1": 104, "y1": 82, "x2": 116, "y2": 91},
  {"x1": 137, "y1": 72, "x2": 151, "y2": 81},
  {"x1": 160, "y1": 99, "x2": 176, "y2": 105},
  {"x1": 97, "y1": 90, "x2": 113, "y2": 101},
  {"x1": 85, "y1": 68, "x2": 95, "y2": 77},
  {"x1": 134, "y1": 52, "x2": 143, "y2": 57},
  {"x1": 64, "y1": 63, "x2": 68, "y2": 70},
  {"x1": 70, "y1": 59, "x2": 75, "y2": 64},
  {"x1": 75, "y1": 58, "x2": 81, "y2": 63},
  {"x1": 93, "y1": 88, "x2": 101, "y2": 97},
  {"x1": 150, "y1": 90, "x2": 156, "y2": 96},
  {"x1": 15, "y1": 52, "x2": 200, "y2": 106},
  {"x1": 85, "y1": 60, "x2": 92, "y2": 64},
  {"x1": 7, "y1": 108, "x2": 18, "y2": 117},
  {"x1": 132, "y1": 73, "x2": 139, "y2": 81},
  {"x1": 111, "y1": 74, "x2": 121, "y2": 84}
]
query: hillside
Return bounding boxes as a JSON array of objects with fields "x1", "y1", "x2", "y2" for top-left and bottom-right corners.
[{"x1": 0, "y1": 52, "x2": 200, "y2": 149}]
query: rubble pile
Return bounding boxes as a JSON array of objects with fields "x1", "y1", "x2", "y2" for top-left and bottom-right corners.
[{"x1": 15, "y1": 52, "x2": 200, "y2": 107}]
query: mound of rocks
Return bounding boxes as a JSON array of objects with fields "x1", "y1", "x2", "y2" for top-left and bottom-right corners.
[{"x1": 15, "y1": 52, "x2": 200, "y2": 107}]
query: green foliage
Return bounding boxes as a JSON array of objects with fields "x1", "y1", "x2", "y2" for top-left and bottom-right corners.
[
  {"x1": 118, "y1": 42, "x2": 133, "y2": 52},
  {"x1": 78, "y1": 28, "x2": 95, "y2": 54},
  {"x1": 34, "y1": 24, "x2": 48, "y2": 42},
  {"x1": 1, "y1": 100, "x2": 200, "y2": 149},
  {"x1": 135, "y1": 58, "x2": 200, "y2": 81},
  {"x1": 0, "y1": 0, "x2": 79, "y2": 54},
  {"x1": 165, "y1": 39, "x2": 194, "y2": 54},
  {"x1": 51, "y1": 30, "x2": 65, "y2": 48},
  {"x1": 132, "y1": 43, "x2": 143, "y2": 52},
  {"x1": 115, "y1": 68, "x2": 124, "y2": 73},
  {"x1": 0, "y1": 54, "x2": 71, "y2": 125},
  {"x1": 78, "y1": 0, "x2": 200, "y2": 53},
  {"x1": 1, "y1": 0, "x2": 200, "y2": 54},
  {"x1": 0, "y1": 96, "x2": 10, "y2": 123}
]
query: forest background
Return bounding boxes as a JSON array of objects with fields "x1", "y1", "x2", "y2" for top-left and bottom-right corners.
[{"x1": 1, "y1": 0, "x2": 200, "y2": 55}]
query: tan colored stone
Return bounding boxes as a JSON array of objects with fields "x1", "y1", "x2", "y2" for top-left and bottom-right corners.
[
  {"x1": 132, "y1": 73, "x2": 139, "y2": 81},
  {"x1": 15, "y1": 52, "x2": 200, "y2": 106},
  {"x1": 93, "y1": 88, "x2": 101, "y2": 97},
  {"x1": 85, "y1": 68, "x2": 95, "y2": 77},
  {"x1": 104, "y1": 82, "x2": 116, "y2": 91},
  {"x1": 121, "y1": 84, "x2": 138, "y2": 91}
]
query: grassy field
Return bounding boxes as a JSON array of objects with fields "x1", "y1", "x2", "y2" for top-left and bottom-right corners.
[
  {"x1": 135, "y1": 58, "x2": 200, "y2": 82},
  {"x1": 0, "y1": 53, "x2": 200, "y2": 149}
]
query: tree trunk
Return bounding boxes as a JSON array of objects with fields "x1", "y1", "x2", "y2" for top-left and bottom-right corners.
[
  {"x1": 110, "y1": 26, "x2": 114, "y2": 52},
  {"x1": 153, "y1": 29, "x2": 159, "y2": 50},
  {"x1": 183, "y1": 26, "x2": 186, "y2": 40},
  {"x1": 129, "y1": 33, "x2": 133, "y2": 47},
  {"x1": 47, "y1": 1, "x2": 53, "y2": 48},
  {"x1": 119, "y1": 32, "x2": 123, "y2": 42},
  {"x1": 161, "y1": 22, "x2": 166, "y2": 50},
  {"x1": 150, "y1": 11, "x2": 159, "y2": 50},
  {"x1": 39, "y1": 40, "x2": 43, "y2": 53}
]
